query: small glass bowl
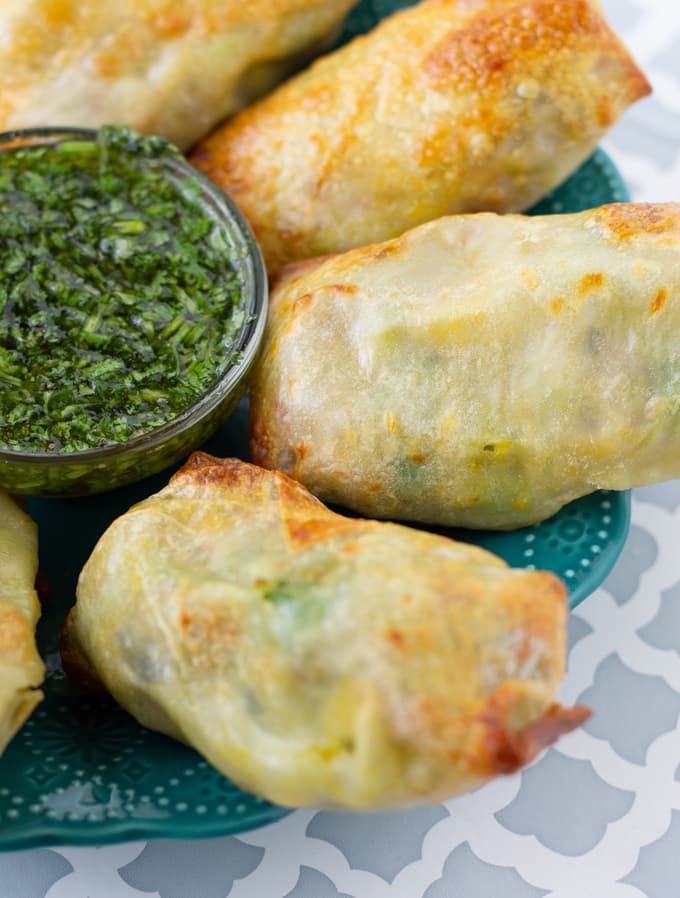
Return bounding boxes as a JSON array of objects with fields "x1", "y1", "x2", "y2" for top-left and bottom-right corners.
[{"x1": 0, "y1": 127, "x2": 267, "y2": 497}]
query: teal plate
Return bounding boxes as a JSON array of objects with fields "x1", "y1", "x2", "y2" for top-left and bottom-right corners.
[{"x1": 0, "y1": 0, "x2": 632, "y2": 852}]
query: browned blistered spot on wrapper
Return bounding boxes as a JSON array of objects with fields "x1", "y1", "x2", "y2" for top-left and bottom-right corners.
[
  {"x1": 579, "y1": 272, "x2": 605, "y2": 296},
  {"x1": 426, "y1": 0, "x2": 622, "y2": 90},
  {"x1": 177, "y1": 452, "x2": 266, "y2": 491},
  {"x1": 148, "y1": 8, "x2": 192, "y2": 37},
  {"x1": 596, "y1": 96, "x2": 614, "y2": 127},
  {"x1": 594, "y1": 203, "x2": 680, "y2": 241},
  {"x1": 0, "y1": 607, "x2": 37, "y2": 667},
  {"x1": 333, "y1": 283, "x2": 359, "y2": 295},
  {"x1": 180, "y1": 607, "x2": 240, "y2": 665},
  {"x1": 481, "y1": 699, "x2": 592, "y2": 774},
  {"x1": 650, "y1": 287, "x2": 667, "y2": 314}
]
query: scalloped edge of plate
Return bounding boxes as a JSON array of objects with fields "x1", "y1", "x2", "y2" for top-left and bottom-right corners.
[{"x1": 568, "y1": 489, "x2": 631, "y2": 609}]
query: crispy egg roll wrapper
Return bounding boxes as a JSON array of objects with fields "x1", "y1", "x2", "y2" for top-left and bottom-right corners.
[
  {"x1": 250, "y1": 203, "x2": 680, "y2": 530},
  {"x1": 192, "y1": 0, "x2": 650, "y2": 272},
  {"x1": 65, "y1": 455, "x2": 587, "y2": 809},
  {"x1": 0, "y1": 0, "x2": 358, "y2": 151},
  {"x1": 0, "y1": 493, "x2": 44, "y2": 757}
]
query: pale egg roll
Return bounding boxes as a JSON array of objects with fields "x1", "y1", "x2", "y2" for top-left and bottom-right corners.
[
  {"x1": 64, "y1": 454, "x2": 587, "y2": 809},
  {"x1": 250, "y1": 203, "x2": 680, "y2": 529}
]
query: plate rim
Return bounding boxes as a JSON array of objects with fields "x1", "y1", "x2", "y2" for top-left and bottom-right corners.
[{"x1": 0, "y1": 806, "x2": 291, "y2": 853}]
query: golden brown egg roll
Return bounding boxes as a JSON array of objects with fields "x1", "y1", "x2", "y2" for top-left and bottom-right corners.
[
  {"x1": 250, "y1": 203, "x2": 680, "y2": 530},
  {"x1": 0, "y1": 493, "x2": 44, "y2": 757},
  {"x1": 192, "y1": 0, "x2": 650, "y2": 273},
  {"x1": 0, "y1": 0, "x2": 358, "y2": 151},
  {"x1": 64, "y1": 454, "x2": 588, "y2": 809}
]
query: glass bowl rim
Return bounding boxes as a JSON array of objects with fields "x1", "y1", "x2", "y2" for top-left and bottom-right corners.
[{"x1": 0, "y1": 126, "x2": 268, "y2": 467}]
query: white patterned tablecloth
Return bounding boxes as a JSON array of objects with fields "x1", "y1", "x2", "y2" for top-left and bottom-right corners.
[{"x1": 2, "y1": 1, "x2": 679, "y2": 896}]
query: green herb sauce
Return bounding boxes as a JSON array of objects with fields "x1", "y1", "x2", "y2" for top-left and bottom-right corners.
[{"x1": 0, "y1": 126, "x2": 246, "y2": 453}]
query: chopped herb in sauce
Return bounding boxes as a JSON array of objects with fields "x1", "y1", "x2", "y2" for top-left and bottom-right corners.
[{"x1": 0, "y1": 126, "x2": 246, "y2": 453}]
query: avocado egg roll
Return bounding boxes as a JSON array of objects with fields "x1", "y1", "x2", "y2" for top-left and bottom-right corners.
[
  {"x1": 64, "y1": 454, "x2": 587, "y2": 809},
  {"x1": 192, "y1": 0, "x2": 650, "y2": 272},
  {"x1": 250, "y1": 203, "x2": 680, "y2": 530},
  {"x1": 0, "y1": 0, "x2": 358, "y2": 151}
]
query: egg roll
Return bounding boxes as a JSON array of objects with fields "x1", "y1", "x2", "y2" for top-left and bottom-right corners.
[
  {"x1": 64, "y1": 454, "x2": 587, "y2": 809},
  {"x1": 250, "y1": 203, "x2": 680, "y2": 530},
  {"x1": 192, "y1": 0, "x2": 650, "y2": 273},
  {"x1": 0, "y1": 493, "x2": 44, "y2": 757},
  {"x1": 0, "y1": 0, "x2": 358, "y2": 151}
]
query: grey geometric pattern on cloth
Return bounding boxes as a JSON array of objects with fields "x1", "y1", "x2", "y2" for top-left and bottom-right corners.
[{"x1": 1, "y1": 0, "x2": 679, "y2": 895}]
